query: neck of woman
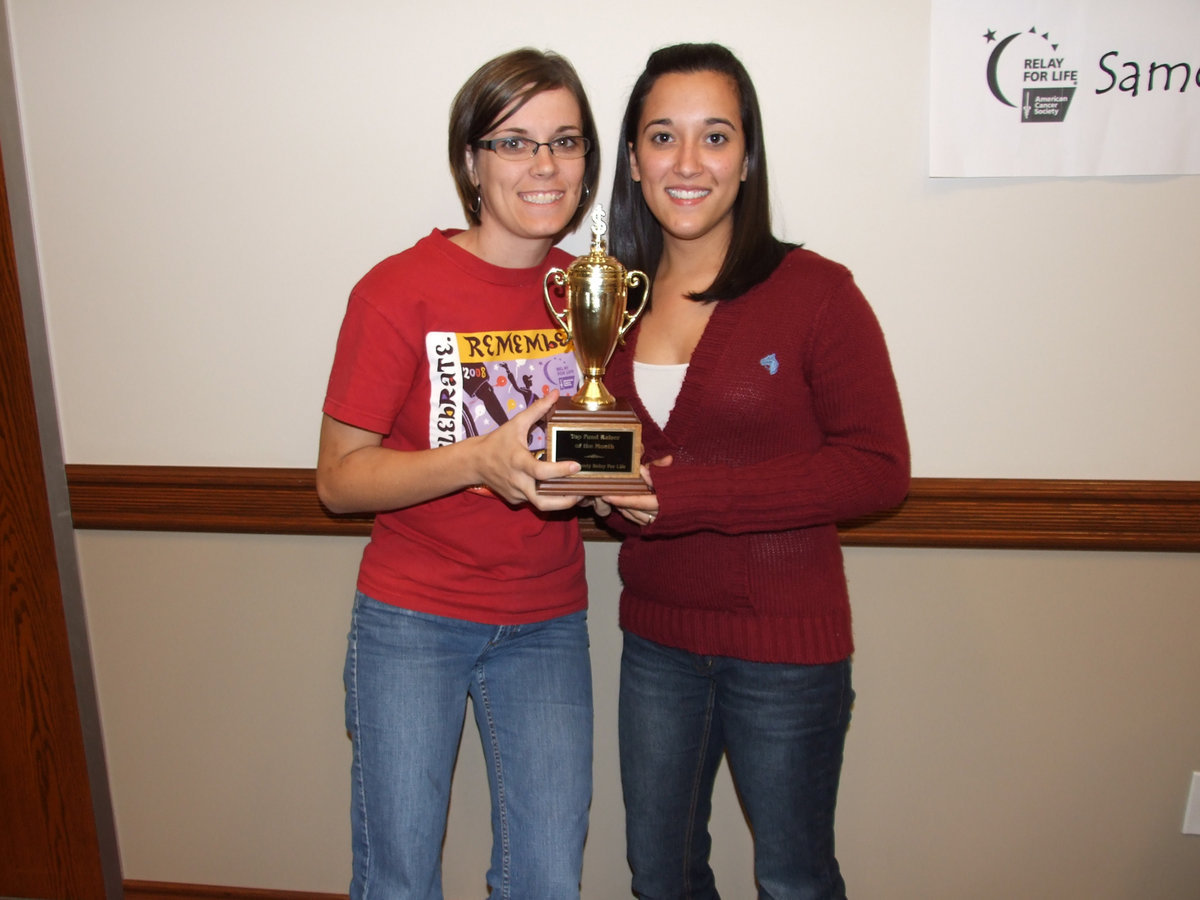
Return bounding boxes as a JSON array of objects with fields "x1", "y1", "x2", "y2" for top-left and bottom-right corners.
[
  {"x1": 450, "y1": 226, "x2": 553, "y2": 270},
  {"x1": 657, "y1": 229, "x2": 730, "y2": 298}
]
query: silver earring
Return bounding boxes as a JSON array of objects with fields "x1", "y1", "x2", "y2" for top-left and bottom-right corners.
[
  {"x1": 470, "y1": 186, "x2": 482, "y2": 215},
  {"x1": 578, "y1": 182, "x2": 590, "y2": 209}
]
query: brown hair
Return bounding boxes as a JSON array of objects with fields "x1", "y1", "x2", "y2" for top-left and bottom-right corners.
[{"x1": 448, "y1": 48, "x2": 600, "y2": 232}]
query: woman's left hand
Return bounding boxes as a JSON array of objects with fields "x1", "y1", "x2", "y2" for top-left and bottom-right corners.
[{"x1": 600, "y1": 455, "x2": 672, "y2": 527}]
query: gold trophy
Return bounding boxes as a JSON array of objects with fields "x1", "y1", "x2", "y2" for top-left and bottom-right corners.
[{"x1": 538, "y1": 205, "x2": 651, "y2": 494}]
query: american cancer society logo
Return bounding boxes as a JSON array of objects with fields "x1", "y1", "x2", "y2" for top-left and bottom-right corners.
[{"x1": 984, "y1": 26, "x2": 1078, "y2": 122}]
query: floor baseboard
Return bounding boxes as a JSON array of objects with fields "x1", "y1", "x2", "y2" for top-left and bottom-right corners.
[{"x1": 124, "y1": 880, "x2": 347, "y2": 900}]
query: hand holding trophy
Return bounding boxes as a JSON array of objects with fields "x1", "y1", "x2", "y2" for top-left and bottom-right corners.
[{"x1": 538, "y1": 205, "x2": 652, "y2": 494}]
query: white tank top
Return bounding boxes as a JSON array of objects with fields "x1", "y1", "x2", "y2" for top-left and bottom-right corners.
[{"x1": 633, "y1": 360, "x2": 689, "y2": 429}]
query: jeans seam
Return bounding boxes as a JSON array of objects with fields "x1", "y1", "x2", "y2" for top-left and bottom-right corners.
[
  {"x1": 477, "y1": 662, "x2": 511, "y2": 899},
  {"x1": 682, "y1": 677, "x2": 717, "y2": 897},
  {"x1": 348, "y1": 602, "x2": 371, "y2": 899}
]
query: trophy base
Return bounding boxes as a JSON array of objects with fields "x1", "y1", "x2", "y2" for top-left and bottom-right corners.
[{"x1": 538, "y1": 398, "x2": 652, "y2": 495}]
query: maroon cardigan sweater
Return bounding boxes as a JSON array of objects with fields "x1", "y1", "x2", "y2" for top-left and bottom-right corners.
[{"x1": 602, "y1": 248, "x2": 910, "y2": 664}]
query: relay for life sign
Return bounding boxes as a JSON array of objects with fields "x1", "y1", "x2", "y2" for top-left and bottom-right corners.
[{"x1": 930, "y1": 0, "x2": 1200, "y2": 176}]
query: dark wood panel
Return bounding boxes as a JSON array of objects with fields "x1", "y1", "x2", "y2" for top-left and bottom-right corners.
[
  {"x1": 64, "y1": 465, "x2": 1200, "y2": 552},
  {"x1": 0, "y1": 137, "x2": 108, "y2": 895}
]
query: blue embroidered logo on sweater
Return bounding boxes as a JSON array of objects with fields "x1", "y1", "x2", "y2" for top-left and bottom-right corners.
[{"x1": 760, "y1": 353, "x2": 779, "y2": 375}]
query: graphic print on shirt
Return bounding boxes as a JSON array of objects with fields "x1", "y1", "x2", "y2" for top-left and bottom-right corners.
[{"x1": 426, "y1": 328, "x2": 579, "y2": 450}]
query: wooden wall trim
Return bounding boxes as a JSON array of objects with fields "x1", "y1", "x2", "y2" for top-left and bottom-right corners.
[{"x1": 64, "y1": 465, "x2": 1200, "y2": 552}]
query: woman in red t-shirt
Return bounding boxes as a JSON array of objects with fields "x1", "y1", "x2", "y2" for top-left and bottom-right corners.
[{"x1": 318, "y1": 49, "x2": 599, "y2": 900}]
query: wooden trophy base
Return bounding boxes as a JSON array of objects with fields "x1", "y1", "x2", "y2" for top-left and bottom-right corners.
[{"x1": 537, "y1": 398, "x2": 652, "y2": 495}]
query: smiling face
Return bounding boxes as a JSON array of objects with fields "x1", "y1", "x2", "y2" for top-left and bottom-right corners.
[
  {"x1": 464, "y1": 87, "x2": 587, "y2": 267},
  {"x1": 629, "y1": 70, "x2": 748, "y2": 256}
]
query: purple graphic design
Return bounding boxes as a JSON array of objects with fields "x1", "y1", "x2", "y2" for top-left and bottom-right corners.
[{"x1": 461, "y1": 351, "x2": 578, "y2": 450}]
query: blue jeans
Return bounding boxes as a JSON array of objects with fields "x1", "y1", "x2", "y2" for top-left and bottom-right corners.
[
  {"x1": 344, "y1": 593, "x2": 592, "y2": 899},
  {"x1": 619, "y1": 633, "x2": 852, "y2": 900}
]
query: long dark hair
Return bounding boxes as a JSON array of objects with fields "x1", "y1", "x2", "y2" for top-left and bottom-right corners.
[
  {"x1": 610, "y1": 43, "x2": 789, "y2": 302},
  {"x1": 449, "y1": 48, "x2": 600, "y2": 232}
]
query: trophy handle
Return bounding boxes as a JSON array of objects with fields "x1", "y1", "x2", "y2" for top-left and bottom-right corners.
[
  {"x1": 543, "y1": 268, "x2": 570, "y2": 332},
  {"x1": 619, "y1": 270, "x2": 651, "y2": 339}
]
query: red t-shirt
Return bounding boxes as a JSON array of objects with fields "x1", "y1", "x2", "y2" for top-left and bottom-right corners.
[{"x1": 324, "y1": 229, "x2": 586, "y2": 624}]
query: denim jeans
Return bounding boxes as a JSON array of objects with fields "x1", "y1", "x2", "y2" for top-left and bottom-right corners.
[
  {"x1": 344, "y1": 592, "x2": 592, "y2": 900},
  {"x1": 619, "y1": 633, "x2": 852, "y2": 900}
]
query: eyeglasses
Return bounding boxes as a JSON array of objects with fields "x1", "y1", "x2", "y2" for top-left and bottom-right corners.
[{"x1": 473, "y1": 135, "x2": 592, "y2": 161}]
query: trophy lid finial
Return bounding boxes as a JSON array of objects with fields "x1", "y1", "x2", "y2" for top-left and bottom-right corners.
[
  {"x1": 589, "y1": 204, "x2": 608, "y2": 255},
  {"x1": 591, "y1": 204, "x2": 607, "y2": 239}
]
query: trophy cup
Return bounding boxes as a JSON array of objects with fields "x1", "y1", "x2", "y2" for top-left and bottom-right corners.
[{"x1": 538, "y1": 205, "x2": 651, "y2": 494}]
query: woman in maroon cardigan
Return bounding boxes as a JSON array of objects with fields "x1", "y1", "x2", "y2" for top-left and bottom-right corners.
[{"x1": 598, "y1": 43, "x2": 910, "y2": 899}]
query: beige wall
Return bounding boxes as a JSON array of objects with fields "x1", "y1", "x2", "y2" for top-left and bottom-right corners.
[
  {"x1": 8, "y1": 0, "x2": 1200, "y2": 478},
  {"x1": 77, "y1": 533, "x2": 1200, "y2": 898}
]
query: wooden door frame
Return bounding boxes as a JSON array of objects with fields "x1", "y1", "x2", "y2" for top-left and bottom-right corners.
[{"x1": 0, "y1": 6, "x2": 122, "y2": 897}]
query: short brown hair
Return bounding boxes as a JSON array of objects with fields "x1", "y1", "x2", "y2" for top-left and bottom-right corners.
[{"x1": 448, "y1": 48, "x2": 600, "y2": 232}]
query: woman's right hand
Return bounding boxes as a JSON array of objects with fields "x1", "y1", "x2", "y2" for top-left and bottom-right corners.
[
  {"x1": 470, "y1": 391, "x2": 582, "y2": 510},
  {"x1": 317, "y1": 391, "x2": 580, "y2": 515}
]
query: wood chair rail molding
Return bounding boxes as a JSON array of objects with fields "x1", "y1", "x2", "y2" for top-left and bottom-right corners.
[{"x1": 64, "y1": 465, "x2": 1200, "y2": 552}]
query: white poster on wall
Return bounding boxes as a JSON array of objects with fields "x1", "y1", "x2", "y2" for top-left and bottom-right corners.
[{"x1": 930, "y1": 0, "x2": 1200, "y2": 176}]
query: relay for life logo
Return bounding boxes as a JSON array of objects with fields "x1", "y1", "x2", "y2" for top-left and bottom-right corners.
[
  {"x1": 932, "y1": 0, "x2": 1200, "y2": 175},
  {"x1": 984, "y1": 26, "x2": 1078, "y2": 122}
]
